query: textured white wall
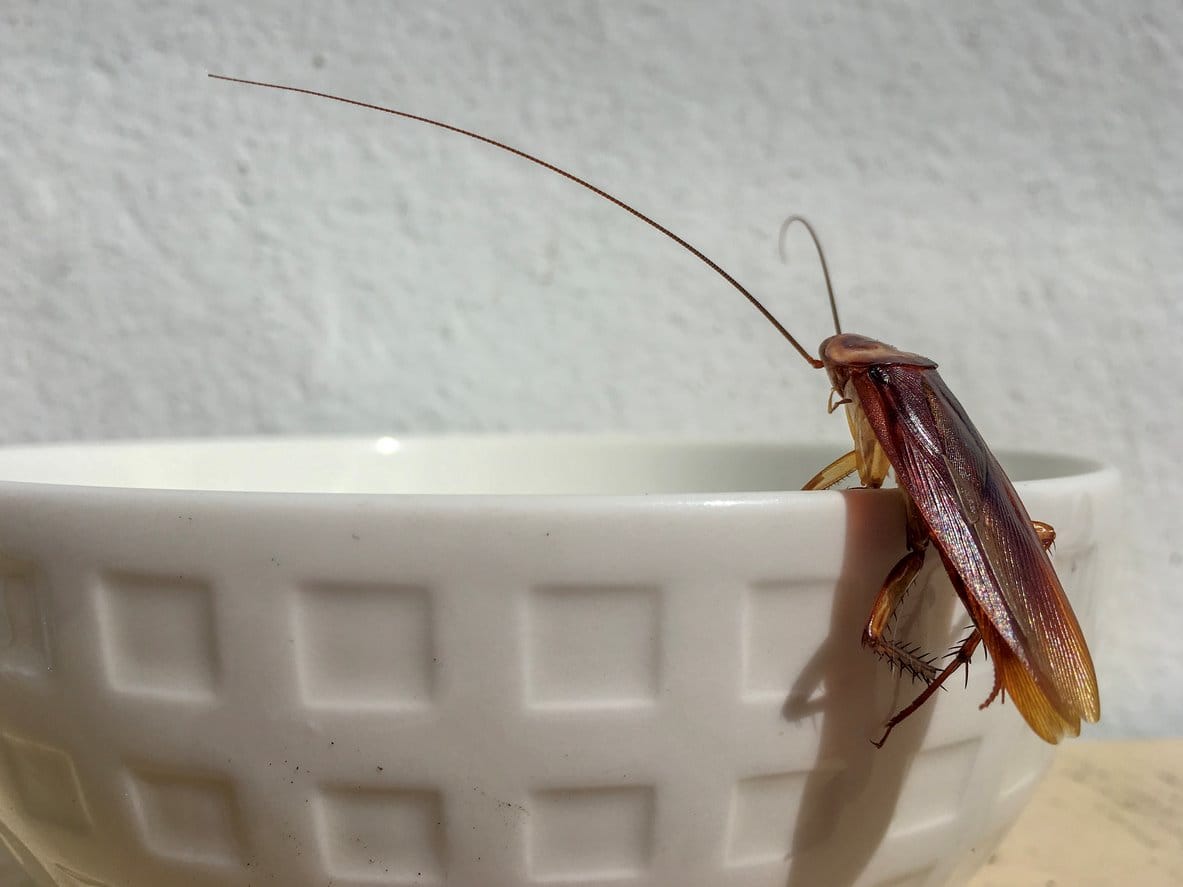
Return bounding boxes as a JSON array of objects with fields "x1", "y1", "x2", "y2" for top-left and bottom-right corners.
[{"x1": 1, "y1": 1, "x2": 1179, "y2": 736}]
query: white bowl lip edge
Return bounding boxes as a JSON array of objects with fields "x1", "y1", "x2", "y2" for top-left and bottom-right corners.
[{"x1": 0, "y1": 432, "x2": 1118, "y2": 504}]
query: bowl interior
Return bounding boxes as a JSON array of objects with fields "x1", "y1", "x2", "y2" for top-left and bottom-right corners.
[{"x1": 0, "y1": 436, "x2": 1107, "y2": 495}]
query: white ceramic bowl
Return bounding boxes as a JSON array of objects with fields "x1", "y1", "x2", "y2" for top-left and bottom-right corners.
[{"x1": 0, "y1": 436, "x2": 1115, "y2": 887}]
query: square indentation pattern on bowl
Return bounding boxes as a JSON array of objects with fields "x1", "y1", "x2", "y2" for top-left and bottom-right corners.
[
  {"x1": 294, "y1": 582, "x2": 436, "y2": 709},
  {"x1": 96, "y1": 571, "x2": 219, "y2": 702},
  {"x1": 0, "y1": 565, "x2": 1055, "y2": 887},
  {"x1": 526, "y1": 584, "x2": 661, "y2": 709}
]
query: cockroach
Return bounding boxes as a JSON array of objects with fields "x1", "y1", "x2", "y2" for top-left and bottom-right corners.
[{"x1": 208, "y1": 74, "x2": 1100, "y2": 747}]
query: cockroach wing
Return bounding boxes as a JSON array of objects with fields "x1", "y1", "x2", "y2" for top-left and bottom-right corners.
[{"x1": 860, "y1": 367, "x2": 1100, "y2": 742}]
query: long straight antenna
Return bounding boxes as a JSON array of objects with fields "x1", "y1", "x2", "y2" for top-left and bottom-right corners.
[{"x1": 209, "y1": 74, "x2": 825, "y2": 369}]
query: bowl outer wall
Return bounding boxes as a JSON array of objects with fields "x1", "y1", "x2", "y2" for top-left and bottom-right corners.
[{"x1": 0, "y1": 438, "x2": 1118, "y2": 887}]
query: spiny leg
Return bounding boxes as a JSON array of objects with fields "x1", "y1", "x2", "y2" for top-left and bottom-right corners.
[
  {"x1": 861, "y1": 547, "x2": 937, "y2": 683},
  {"x1": 803, "y1": 450, "x2": 858, "y2": 491},
  {"x1": 862, "y1": 496, "x2": 941, "y2": 684},
  {"x1": 872, "y1": 629, "x2": 983, "y2": 748}
]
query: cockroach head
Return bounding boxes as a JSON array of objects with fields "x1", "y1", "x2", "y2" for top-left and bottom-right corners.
[{"x1": 819, "y1": 333, "x2": 938, "y2": 392}]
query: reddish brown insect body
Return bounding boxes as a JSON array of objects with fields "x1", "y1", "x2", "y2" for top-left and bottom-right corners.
[
  {"x1": 209, "y1": 74, "x2": 1100, "y2": 746},
  {"x1": 809, "y1": 333, "x2": 1099, "y2": 745}
]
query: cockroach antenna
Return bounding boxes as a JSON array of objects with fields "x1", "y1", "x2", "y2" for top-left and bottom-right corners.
[
  {"x1": 778, "y1": 215, "x2": 842, "y2": 336},
  {"x1": 207, "y1": 73, "x2": 825, "y2": 368}
]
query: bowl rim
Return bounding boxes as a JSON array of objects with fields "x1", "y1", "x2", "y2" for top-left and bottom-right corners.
[{"x1": 0, "y1": 433, "x2": 1118, "y2": 502}]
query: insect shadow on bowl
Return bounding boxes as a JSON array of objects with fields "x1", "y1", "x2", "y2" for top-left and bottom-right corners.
[{"x1": 779, "y1": 487, "x2": 956, "y2": 887}]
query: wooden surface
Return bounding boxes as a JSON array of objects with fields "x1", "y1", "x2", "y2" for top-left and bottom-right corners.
[{"x1": 967, "y1": 739, "x2": 1183, "y2": 886}]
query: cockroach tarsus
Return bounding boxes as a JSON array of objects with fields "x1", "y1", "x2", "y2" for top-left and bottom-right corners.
[{"x1": 208, "y1": 73, "x2": 1101, "y2": 747}]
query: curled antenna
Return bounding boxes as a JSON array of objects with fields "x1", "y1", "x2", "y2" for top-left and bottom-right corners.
[
  {"x1": 209, "y1": 74, "x2": 825, "y2": 369},
  {"x1": 778, "y1": 215, "x2": 842, "y2": 336}
]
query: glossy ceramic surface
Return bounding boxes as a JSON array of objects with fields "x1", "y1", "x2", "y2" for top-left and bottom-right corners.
[{"x1": 0, "y1": 437, "x2": 1116, "y2": 887}]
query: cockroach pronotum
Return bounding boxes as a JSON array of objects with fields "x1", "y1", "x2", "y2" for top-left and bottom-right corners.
[{"x1": 208, "y1": 74, "x2": 1100, "y2": 747}]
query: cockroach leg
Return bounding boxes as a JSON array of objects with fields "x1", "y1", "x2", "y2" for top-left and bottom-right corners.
[
  {"x1": 981, "y1": 663, "x2": 1004, "y2": 708},
  {"x1": 803, "y1": 450, "x2": 858, "y2": 491},
  {"x1": 1032, "y1": 521, "x2": 1056, "y2": 551},
  {"x1": 944, "y1": 627, "x2": 980, "y2": 687},
  {"x1": 872, "y1": 628, "x2": 984, "y2": 748},
  {"x1": 827, "y1": 388, "x2": 853, "y2": 414},
  {"x1": 863, "y1": 495, "x2": 939, "y2": 682},
  {"x1": 861, "y1": 546, "x2": 937, "y2": 684}
]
